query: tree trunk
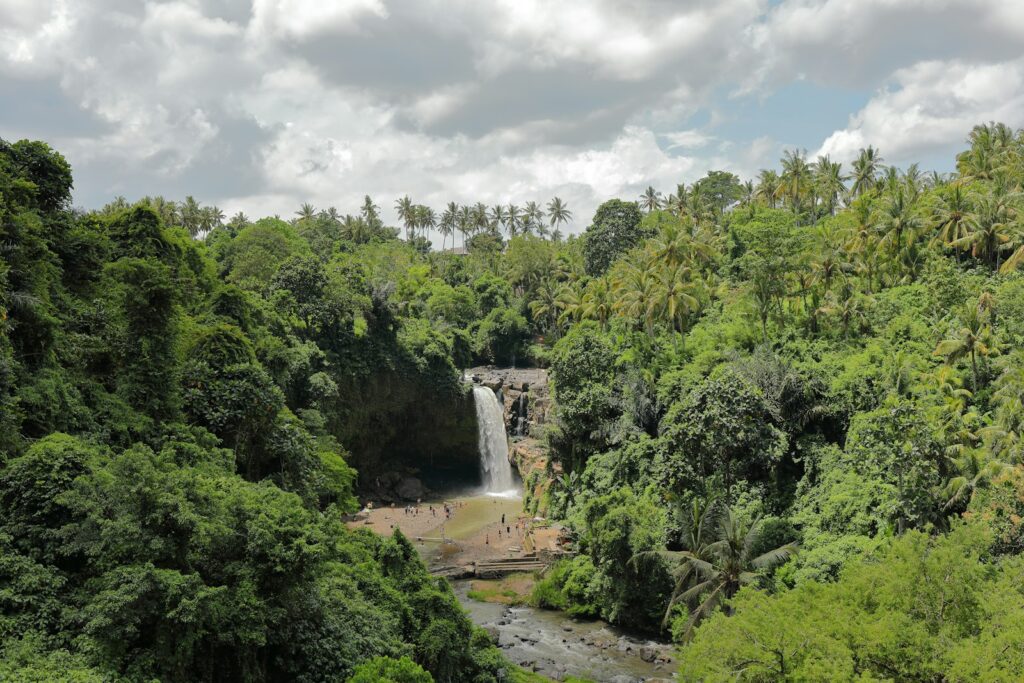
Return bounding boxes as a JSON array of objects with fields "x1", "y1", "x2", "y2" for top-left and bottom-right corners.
[{"x1": 971, "y1": 348, "x2": 978, "y2": 392}]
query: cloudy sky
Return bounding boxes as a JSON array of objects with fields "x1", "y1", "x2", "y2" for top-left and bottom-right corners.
[{"x1": 3, "y1": 0, "x2": 1024, "y2": 233}]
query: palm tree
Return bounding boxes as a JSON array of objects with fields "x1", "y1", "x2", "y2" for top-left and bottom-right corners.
[
  {"x1": 666, "y1": 184, "x2": 690, "y2": 216},
  {"x1": 580, "y1": 277, "x2": 614, "y2": 331},
  {"x1": 778, "y1": 149, "x2": 811, "y2": 219},
  {"x1": 876, "y1": 188, "x2": 922, "y2": 259},
  {"x1": 647, "y1": 221, "x2": 691, "y2": 269},
  {"x1": 529, "y1": 278, "x2": 563, "y2": 337},
  {"x1": 813, "y1": 155, "x2": 845, "y2": 216},
  {"x1": 820, "y1": 291, "x2": 872, "y2": 338},
  {"x1": 640, "y1": 186, "x2": 663, "y2": 213},
  {"x1": 489, "y1": 204, "x2": 507, "y2": 232},
  {"x1": 631, "y1": 497, "x2": 720, "y2": 629},
  {"x1": 472, "y1": 202, "x2": 489, "y2": 237},
  {"x1": 440, "y1": 201, "x2": 458, "y2": 251},
  {"x1": 180, "y1": 195, "x2": 202, "y2": 238},
  {"x1": 524, "y1": 201, "x2": 545, "y2": 236},
  {"x1": 295, "y1": 202, "x2": 317, "y2": 222},
  {"x1": 200, "y1": 205, "x2": 223, "y2": 234},
  {"x1": 395, "y1": 195, "x2": 415, "y2": 240},
  {"x1": 457, "y1": 205, "x2": 473, "y2": 248},
  {"x1": 360, "y1": 196, "x2": 381, "y2": 228},
  {"x1": 612, "y1": 257, "x2": 658, "y2": 333},
  {"x1": 934, "y1": 302, "x2": 996, "y2": 391},
  {"x1": 506, "y1": 204, "x2": 521, "y2": 238},
  {"x1": 956, "y1": 191, "x2": 1016, "y2": 269},
  {"x1": 931, "y1": 182, "x2": 973, "y2": 259},
  {"x1": 547, "y1": 196, "x2": 572, "y2": 235},
  {"x1": 652, "y1": 263, "x2": 701, "y2": 333},
  {"x1": 943, "y1": 450, "x2": 1010, "y2": 511},
  {"x1": 638, "y1": 503, "x2": 797, "y2": 639},
  {"x1": 416, "y1": 205, "x2": 436, "y2": 242},
  {"x1": 755, "y1": 170, "x2": 780, "y2": 209},
  {"x1": 850, "y1": 146, "x2": 884, "y2": 197},
  {"x1": 229, "y1": 211, "x2": 250, "y2": 230}
]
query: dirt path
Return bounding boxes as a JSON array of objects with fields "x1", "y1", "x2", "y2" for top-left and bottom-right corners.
[{"x1": 349, "y1": 494, "x2": 537, "y2": 567}]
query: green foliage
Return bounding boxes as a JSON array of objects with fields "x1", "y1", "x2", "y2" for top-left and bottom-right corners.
[
  {"x1": 679, "y1": 525, "x2": 1023, "y2": 682},
  {"x1": 582, "y1": 199, "x2": 648, "y2": 276},
  {"x1": 0, "y1": 138, "x2": 510, "y2": 682},
  {"x1": 8, "y1": 125, "x2": 1024, "y2": 678},
  {"x1": 347, "y1": 656, "x2": 433, "y2": 683}
]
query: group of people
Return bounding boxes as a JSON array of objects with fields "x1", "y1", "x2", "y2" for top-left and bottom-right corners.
[{"x1": 485, "y1": 512, "x2": 525, "y2": 545}]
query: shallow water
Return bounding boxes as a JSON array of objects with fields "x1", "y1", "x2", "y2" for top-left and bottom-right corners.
[
  {"x1": 407, "y1": 491, "x2": 676, "y2": 681},
  {"x1": 453, "y1": 581, "x2": 676, "y2": 682}
]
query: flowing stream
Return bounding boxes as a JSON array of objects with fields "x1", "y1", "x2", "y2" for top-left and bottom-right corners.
[
  {"x1": 454, "y1": 581, "x2": 675, "y2": 682},
  {"x1": 473, "y1": 385, "x2": 516, "y2": 494}
]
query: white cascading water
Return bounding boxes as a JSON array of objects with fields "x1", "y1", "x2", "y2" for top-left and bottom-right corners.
[{"x1": 472, "y1": 385, "x2": 517, "y2": 495}]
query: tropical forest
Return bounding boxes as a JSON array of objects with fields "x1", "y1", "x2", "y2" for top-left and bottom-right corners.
[{"x1": 4, "y1": 120, "x2": 1024, "y2": 682}]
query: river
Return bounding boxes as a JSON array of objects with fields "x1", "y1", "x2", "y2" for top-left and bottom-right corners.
[{"x1": 453, "y1": 579, "x2": 676, "y2": 682}]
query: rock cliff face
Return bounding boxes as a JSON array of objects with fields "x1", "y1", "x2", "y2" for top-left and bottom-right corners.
[
  {"x1": 467, "y1": 366, "x2": 555, "y2": 507},
  {"x1": 466, "y1": 367, "x2": 550, "y2": 437}
]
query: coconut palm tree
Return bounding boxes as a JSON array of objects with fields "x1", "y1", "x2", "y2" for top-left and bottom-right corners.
[
  {"x1": 228, "y1": 211, "x2": 249, "y2": 230},
  {"x1": 417, "y1": 205, "x2": 436, "y2": 241},
  {"x1": 631, "y1": 497, "x2": 720, "y2": 629},
  {"x1": 395, "y1": 195, "x2": 415, "y2": 240},
  {"x1": 934, "y1": 302, "x2": 996, "y2": 391},
  {"x1": 850, "y1": 146, "x2": 884, "y2": 197},
  {"x1": 471, "y1": 202, "x2": 489, "y2": 237},
  {"x1": 529, "y1": 278, "x2": 563, "y2": 337},
  {"x1": 943, "y1": 450, "x2": 1010, "y2": 512},
  {"x1": 580, "y1": 277, "x2": 614, "y2": 331},
  {"x1": 813, "y1": 155, "x2": 845, "y2": 216},
  {"x1": 637, "y1": 503, "x2": 797, "y2": 639},
  {"x1": 640, "y1": 186, "x2": 663, "y2": 213},
  {"x1": 931, "y1": 182, "x2": 973, "y2": 259},
  {"x1": 612, "y1": 257, "x2": 658, "y2": 334},
  {"x1": 755, "y1": 170, "x2": 780, "y2": 209},
  {"x1": 778, "y1": 149, "x2": 811, "y2": 219},
  {"x1": 647, "y1": 221, "x2": 692, "y2": 269},
  {"x1": 360, "y1": 196, "x2": 381, "y2": 228},
  {"x1": 547, "y1": 196, "x2": 572, "y2": 234},
  {"x1": 956, "y1": 191, "x2": 1016, "y2": 269},
  {"x1": 652, "y1": 263, "x2": 701, "y2": 333},
  {"x1": 506, "y1": 204, "x2": 522, "y2": 238},
  {"x1": 489, "y1": 204, "x2": 507, "y2": 232},
  {"x1": 820, "y1": 291, "x2": 872, "y2": 338},
  {"x1": 524, "y1": 201, "x2": 545, "y2": 236},
  {"x1": 440, "y1": 202, "x2": 458, "y2": 251},
  {"x1": 457, "y1": 204, "x2": 473, "y2": 248},
  {"x1": 180, "y1": 195, "x2": 202, "y2": 238},
  {"x1": 295, "y1": 202, "x2": 317, "y2": 222},
  {"x1": 876, "y1": 188, "x2": 922, "y2": 259}
]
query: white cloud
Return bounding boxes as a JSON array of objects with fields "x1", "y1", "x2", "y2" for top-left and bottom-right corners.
[
  {"x1": 2, "y1": 0, "x2": 1024, "y2": 236},
  {"x1": 249, "y1": 0, "x2": 387, "y2": 40},
  {"x1": 817, "y1": 58, "x2": 1024, "y2": 164},
  {"x1": 663, "y1": 130, "x2": 714, "y2": 150}
]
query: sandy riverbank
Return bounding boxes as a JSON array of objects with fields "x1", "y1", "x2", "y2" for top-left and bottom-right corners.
[{"x1": 349, "y1": 493, "x2": 537, "y2": 567}]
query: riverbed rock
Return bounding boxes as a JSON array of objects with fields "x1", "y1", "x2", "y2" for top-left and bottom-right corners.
[{"x1": 639, "y1": 646, "x2": 658, "y2": 663}]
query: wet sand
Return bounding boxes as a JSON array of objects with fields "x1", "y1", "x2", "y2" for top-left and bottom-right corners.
[{"x1": 350, "y1": 492, "x2": 534, "y2": 567}]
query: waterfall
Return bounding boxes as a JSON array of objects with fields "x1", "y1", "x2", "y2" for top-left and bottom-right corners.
[{"x1": 473, "y1": 385, "x2": 516, "y2": 494}]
